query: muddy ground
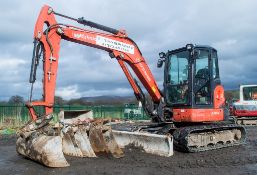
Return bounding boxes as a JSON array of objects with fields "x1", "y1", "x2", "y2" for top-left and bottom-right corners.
[{"x1": 1, "y1": 127, "x2": 257, "y2": 175}]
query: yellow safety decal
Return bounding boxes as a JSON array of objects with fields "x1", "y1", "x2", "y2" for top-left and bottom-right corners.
[{"x1": 152, "y1": 86, "x2": 157, "y2": 93}]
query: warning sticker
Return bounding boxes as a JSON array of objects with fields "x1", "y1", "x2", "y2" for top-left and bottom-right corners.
[{"x1": 96, "y1": 35, "x2": 134, "y2": 54}]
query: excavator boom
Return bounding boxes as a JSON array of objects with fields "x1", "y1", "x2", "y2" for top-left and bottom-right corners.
[{"x1": 27, "y1": 5, "x2": 162, "y2": 122}]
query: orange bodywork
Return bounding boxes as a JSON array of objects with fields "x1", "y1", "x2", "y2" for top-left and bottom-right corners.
[
  {"x1": 213, "y1": 85, "x2": 225, "y2": 109},
  {"x1": 27, "y1": 5, "x2": 225, "y2": 123},
  {"x1": 172, "y1": 85, "x2": 225, "y2": 122},
  {"x1": 172, "y1": 108, "x2": 224, "y2": 122}
]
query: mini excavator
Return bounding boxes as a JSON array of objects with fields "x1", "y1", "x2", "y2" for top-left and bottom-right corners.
[
  {"x1": 16, "y1": 5, "x2": 246, "y2": 167},
  {"x1": 230, "y1": 84, "x2": 257, "y2": 125}
]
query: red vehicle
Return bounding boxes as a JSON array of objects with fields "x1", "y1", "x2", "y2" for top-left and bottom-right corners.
[{"x1": 230, "y1": 85, "x2": 257, "y2": 125}]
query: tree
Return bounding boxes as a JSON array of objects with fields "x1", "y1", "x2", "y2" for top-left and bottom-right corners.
[
  {"x1": 8, "y1": 95, "x2": 24, "y2": 105},
  {"x1": 54, "y1": 96, "x2": 66, "y2": 105},
  {"x1": 67, "y1": 98, "x2": 85, "y2": 106}
]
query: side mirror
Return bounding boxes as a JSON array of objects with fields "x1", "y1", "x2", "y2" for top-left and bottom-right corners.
[
  {"x1": 157, "y1": 59, "x2": 163, "y2": 68},
  {"x1": 159, "y1": 52, "x2": 166, "y2": 58},
  {"x1": 186, "y1": 44, "x2": 193, "y2": 51}
]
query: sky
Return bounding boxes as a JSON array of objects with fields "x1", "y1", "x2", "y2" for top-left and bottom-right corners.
[{"x1": 0, "y1": 0, "x2": 256, "y2": 101}]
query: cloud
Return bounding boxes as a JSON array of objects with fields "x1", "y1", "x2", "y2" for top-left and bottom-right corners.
[
  {"x1": 56, "y1": 85, "x2": 81, "y2": 99},
  {"x1": 0, "y1": 0, "x2": 257, "y2": 101},
  {"x1": 56, "y1": 84, "x2": 132, "y2": 100},
  {"x1": 0, "y1": 58, "x2": 26, "y2": 69}
]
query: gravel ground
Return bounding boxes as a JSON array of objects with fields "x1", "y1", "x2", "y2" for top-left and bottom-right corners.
[{"x1": 1, "y1": 127, "x2": 257, "y2": 175}]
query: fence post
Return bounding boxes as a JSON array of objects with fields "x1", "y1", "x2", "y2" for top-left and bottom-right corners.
[{"x1": 100, "y1": 105, "x2": 103, "y2": 118}]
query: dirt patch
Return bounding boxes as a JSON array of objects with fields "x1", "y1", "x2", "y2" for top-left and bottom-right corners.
[
  {"x1": 0, "y1": 134, "x2": 16, "y2": 146},
  {"x1": 1, "y1": 127, "x2": 257, "y2": 175}
]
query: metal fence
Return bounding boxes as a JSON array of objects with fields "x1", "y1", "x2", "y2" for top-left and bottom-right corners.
[{"x1": 0, "y1": 105, "x2": 148, "y2": 124}]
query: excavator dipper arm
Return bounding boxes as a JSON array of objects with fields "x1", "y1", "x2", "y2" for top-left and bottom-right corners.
[{"x1": 27, "y1": 5, "x2": 162, "y2": 121}]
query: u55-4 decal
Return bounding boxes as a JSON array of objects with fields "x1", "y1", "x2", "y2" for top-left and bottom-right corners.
[{"x1": 96, "y1": 35, "x2": 134, "y2": 54}]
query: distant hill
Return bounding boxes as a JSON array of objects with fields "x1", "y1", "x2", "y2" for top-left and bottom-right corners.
[
  {"x1": 80, "y1": 95, "x2": 137, "y2": 105},
  {"x1": 59, "y1": 90, "x2": 240, "y2": 106}
]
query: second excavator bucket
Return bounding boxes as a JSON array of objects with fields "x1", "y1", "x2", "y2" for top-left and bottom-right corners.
[
  {"x1": 60, "y1": 110, "x2": 124, "y2": 158},
  {"x1": 88, "y1": 121, "x2": 124, "y2": 158},
  {"x1": 62, "y1": 120, "x2": 124, "y2": 158},
  {"x1": 62, "y1": 126, "x2": 96, "y2": 157}
]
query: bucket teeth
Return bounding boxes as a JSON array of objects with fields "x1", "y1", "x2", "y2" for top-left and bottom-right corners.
[
  {"x1": 62, "y1": 129, "x2": 84, "y2": 157},
  {"x1": 102, "y1": 126, "x2": 124, "y2": 158}
]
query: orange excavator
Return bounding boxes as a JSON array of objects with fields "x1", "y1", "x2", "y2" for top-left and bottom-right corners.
[{"x1": 17, "y1": 5, "x2": 246, "y2": 167}]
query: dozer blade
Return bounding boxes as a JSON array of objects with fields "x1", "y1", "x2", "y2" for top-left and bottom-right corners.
[
  {"x1": 112, "y1": 130, "x2": 173, "y2": 157},
  {"x1": 16, "y1": 132, "x2": 69, "y2": 167}
]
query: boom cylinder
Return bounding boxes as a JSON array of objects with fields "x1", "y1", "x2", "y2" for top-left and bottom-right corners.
[
  {"x1": 53, "y1": 11, "x2": 119, "y2": 35},
  {"x1": 77, "y1": 17, "x2": 119, "y2": 35},
  {"x1": 29, "y1": 39, "x2": 39, "y2": 83}
]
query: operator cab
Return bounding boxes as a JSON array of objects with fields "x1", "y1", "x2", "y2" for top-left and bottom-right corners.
[
  {"x1": 158, "y1": 44, "x2": 221, "y2": 109},
  {"x1": 242, "y1": 85, "x2": 257, "y2": 101}
]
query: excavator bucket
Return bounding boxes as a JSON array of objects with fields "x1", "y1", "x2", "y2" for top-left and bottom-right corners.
[
  {"x1": 62, "y1": 123, "x2": 124, "y2": 158},
  {"x1": 88, "y1": 121, "x2": 124, "y2": 158},
  {"x1": 60, "y1": 110, "x2": 97, "y2": 157},
  {"x1": 62, "y1": 127, "x2": 97, "y2": 157},
  {"x1": 16, "y1": 131, "x2": 69, "y2": 167},
  {"x1": 61, "y1": 111, "x2": 124, "y2": 158}
]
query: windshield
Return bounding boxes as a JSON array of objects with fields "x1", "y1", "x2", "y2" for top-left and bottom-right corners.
[
  {"x1": 194, "y1": 50, "x2": 211, "y2": 105},
  {"x1": 166, "y1": 50, "x2": 189, "y2": 105},
  {"x1": 243, "y1": 86, "x2": 257, "y2": 101}
]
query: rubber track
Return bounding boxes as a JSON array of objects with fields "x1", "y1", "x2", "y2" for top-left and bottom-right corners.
[
  {"x1": 236, "y1": 117, "x2": 257, "y2": 126},
  {"x1": 173, "y1": 123, "x2": 247, "y2": 152}
]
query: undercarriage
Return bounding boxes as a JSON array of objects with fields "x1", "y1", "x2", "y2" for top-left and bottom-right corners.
[
  {"x1": 111, "y1": 121, "x2": 246, "y2": 152},
  {"x1": 173, "y1": 123, "x2": 246, "y2": 152},
  {"x1": 233, "y1": 116, "x2": 257, "y2": 126}
]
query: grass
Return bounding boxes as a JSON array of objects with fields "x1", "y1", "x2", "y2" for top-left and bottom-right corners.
[
  {"x1": 0, "y1": 117, "x2": 24, "y2": 129},
  {"x1": 0, "y1": 116, "x2": 26, "y2": 135}
]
